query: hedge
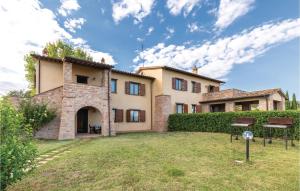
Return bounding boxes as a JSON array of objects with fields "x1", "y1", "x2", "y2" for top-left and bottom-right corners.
[{"x1": 168, "y1": 111, "x2": 300, "y2": 140}]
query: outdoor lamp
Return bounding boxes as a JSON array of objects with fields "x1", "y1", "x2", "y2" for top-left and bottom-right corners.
[{"x1": 242, "y1": 131, "x2": 253, "y2": 161}]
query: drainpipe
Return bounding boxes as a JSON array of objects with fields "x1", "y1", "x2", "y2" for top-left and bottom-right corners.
[
  {"x1": 38, "y1": 60, "x2": 41, "y2": 94},
  {"x1": 107, "y1": 69, "x2": 111, "y2": 136},
  {"x1": 150, "y1": 80, "x2": 153, "y2": 130}
]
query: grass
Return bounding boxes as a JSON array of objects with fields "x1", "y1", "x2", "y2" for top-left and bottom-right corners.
[
  {"x1": 34, "y1": 139, "x2": 77, "y2": 155},
  {"x1": 8, "y1": 132, "x2": 299, "y2": 191}
]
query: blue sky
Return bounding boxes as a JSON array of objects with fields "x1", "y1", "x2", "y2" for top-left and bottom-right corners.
[{"x1": 0, "y1": 0, "x2": 299, "y2": 97}]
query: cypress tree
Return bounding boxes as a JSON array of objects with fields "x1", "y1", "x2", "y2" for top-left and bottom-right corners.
[
  {"x1": 285, "y1": 91, "x2": 290, "y2": 110},
  {"x1": 291, "y1": 93, "x2": 298, "y2": 110}
]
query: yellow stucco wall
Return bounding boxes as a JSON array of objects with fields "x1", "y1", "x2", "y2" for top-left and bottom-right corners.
[
  {"x1": 72, "y1": 65, "x2": 105, "y2": 86},
  {"x1": 39, "y1": 60, "x2": 63, "y2": 93},
  {"x1": 111, "y1": 72, "x2": 152, "y2": 132},
  {"x1": 161, "y1": 69, "x2": 220, "y2": 113}
]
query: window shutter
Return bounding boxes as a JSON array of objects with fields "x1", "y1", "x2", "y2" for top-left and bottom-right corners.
[
  {"x1": 139, "y1": 84, "x2": 145, "y2": 96},
  {"x1": 183, "y1": 80, "x2": 188, "y2": 91},
  {"x1": 126, "y1": 110, "x2": 131, "y2": 122},
  {"x1": 196, "y1": 105, "x2": 201, "y2": 113},
  {"x1": 213, "y1": 86, "x2": 220, "y2": 92},
  {"x1": 125, "y1": 81, "x2": 130, "y2": 94},
  {"x1": 172, "y1": 78, "x2": 176, "y2": 89},
  {"x1": 139, "y1": 110, "x2": 146, "y2": 122},
  {"x1": 115, "y1": 109, "x2": 123, "y2": 122},
  {"x1": 195, "y1": 82, "x2": 201, "y2": 93},
  {"x1": 184, "y1": 104, "x2": 188, "y2": 113}
]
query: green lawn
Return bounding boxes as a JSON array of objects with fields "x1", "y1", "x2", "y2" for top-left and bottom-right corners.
[
  {"x1": 8, "y1": 132, "x2": 299, "y2": 191},
  {"x1": 34, "y1": 139, "x2": 77, "y2": 155}
]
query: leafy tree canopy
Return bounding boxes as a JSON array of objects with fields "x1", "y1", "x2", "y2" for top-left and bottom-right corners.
[{"x1": 24, "y1": 40, "x2": 93, "y2": 95}]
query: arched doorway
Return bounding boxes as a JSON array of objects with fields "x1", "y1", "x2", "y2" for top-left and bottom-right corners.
[{"x1": 76, "y1": 106, "x2": 102, "y2": 134}]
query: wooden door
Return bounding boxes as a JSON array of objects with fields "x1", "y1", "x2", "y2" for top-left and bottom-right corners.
[{"x1": 77, "y1": 109, "x2": 88, "y2": 133}]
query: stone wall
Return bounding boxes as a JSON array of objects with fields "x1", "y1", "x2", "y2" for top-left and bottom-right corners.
[
  {"x1": 33, "y1": 86, "x2": 63, "y2": 139},
  {"x1": 59, "y1": 61, "x2": 114, "y2": 140},
  {"x1": 153, "y1": 95, "x2": 171, "y2": 132}
]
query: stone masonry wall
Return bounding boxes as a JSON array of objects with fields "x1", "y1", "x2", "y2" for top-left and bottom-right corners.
[
  {"x1": 59, "y1": 61, "x2": 114, "y2": 140},
  {"x1": 153, "y1": 95, "x2": 171, "y2": 132},
  {"x1": 33, "y1": 86, "x2": 63, "y2": 139}
]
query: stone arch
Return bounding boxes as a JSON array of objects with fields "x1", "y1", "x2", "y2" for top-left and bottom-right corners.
[{"x1": 75, "y1": 105, "x2": 103, "y2": 135}]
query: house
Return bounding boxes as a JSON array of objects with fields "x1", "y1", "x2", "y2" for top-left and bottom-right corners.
[{"x1": 31, "y1": 54, "x2": 286, "y2": 140}]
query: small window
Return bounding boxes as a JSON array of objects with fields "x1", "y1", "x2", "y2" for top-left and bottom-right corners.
[
  {"x1": 77, "y1": 75, "x2": 88, "y2": 84},
  {"x1": 130, "y1": 82, "x2": 140, "y2": 95},
  {"x1": 192, "y1": 104, "x2": 196, "y2": 113},
  {"x1": 111, "y1": 79, "x2": 117, "y2": 93},
  {"x1": 176, "y1": 103, "x2": 184, "y2": 114},
  {"x1": 130, "y1": 110, "x2": 139, "y2": 122},
  {"x1": 208, "y1": 85, "x2": 214, "y2": 93},
  {"x1": 175, "y1": 79, "x2": 183, "y2": 90}
]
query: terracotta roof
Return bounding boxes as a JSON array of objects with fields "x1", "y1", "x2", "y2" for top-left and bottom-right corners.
[
  {"x1": 137, "y1": 66, "x2": 224, "y2": 83},
  {"x1": 31, "y1": 54, "x2": 113, "y2": 69},
  {"x1": 200, "y1": 88, "x2": 286, "y2": 103},
  {"x1": 112, "y1": 69, "x2": 155, "y2": 80},
  {"x1": 31, "y1": 54, "x2": 62, "y2": 63}
]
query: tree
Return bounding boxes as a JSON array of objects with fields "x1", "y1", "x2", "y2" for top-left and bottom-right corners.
[
  {"x1": 24, "y1": 40, "x2": 93, "y2": 95},
  {"x1": 285, "y1": 91, "x2": 290, "y2": 110},
  {"x1": 0, "y1": 100, "x2": 37, "y2": 190},
  {"x1": 291, "y1": 93, "x2": 298, "y2": 110}
]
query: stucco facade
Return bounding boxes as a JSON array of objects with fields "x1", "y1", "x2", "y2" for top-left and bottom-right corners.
[{"x1": 31, "y1": 55, "x2": 286, "y2": 140}]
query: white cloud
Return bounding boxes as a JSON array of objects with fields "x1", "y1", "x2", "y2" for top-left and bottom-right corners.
[
  {"x1": 166, "y1": 0, "x2": 202, "y2": 16},
  {"x1": 156, "y1": 11, "x2": 165, "y2": 23},
  {"x1": 134, "y1": 19, "x2": 300, "y2": 79},
  {"x1": 58, "y1": 0, "x2": 80, "y2": 16},
  {"x1": 0, "y1": 0, "x2": 116, "y2": 95},
  {"x1": 215, "y1": 0, "x2": 255, "y2": 30},
  {"x1": 165, "y1": 27, "x2": 175, "y2": 39},
  {"x1": 112, "y1": 0, "x2": 155, "y2": 24},
  {"x1": 64, "y1": 18, "x2": 86, "y2": 33},
  {"x1": 187, "y1": 22, "x2": 206, "y2": 33},
  {"x1": 146, "y1": 26, "x2": 154, "y2": 36}
]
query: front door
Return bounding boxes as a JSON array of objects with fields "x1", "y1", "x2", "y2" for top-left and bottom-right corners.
[{"x1": 77, "y1": 109, "x2": 88, "y2": 133}]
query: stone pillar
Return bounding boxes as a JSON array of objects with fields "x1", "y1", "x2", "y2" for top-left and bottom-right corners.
[
  {"x1": 153, "y1": 95, "x2": 171, "y2": 132},
  {"x1": 63, "y1": 62, "x2": 73, "y2": 83},
  {"x1": 226, "y1": 102, "x2": 234, "y2": 112},
  {"x1": 59, "y1": 62, "x2": 75, "y2": 140}
]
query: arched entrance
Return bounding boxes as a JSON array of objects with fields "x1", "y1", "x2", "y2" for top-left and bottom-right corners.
[{"x1": 76, "y1": 106, "x2": 102, "y2": 135}]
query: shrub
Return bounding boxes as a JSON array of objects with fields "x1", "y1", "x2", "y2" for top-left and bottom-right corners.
[
  {"x1": 168, "y1": 111, "x2": 300, "y2": 140},
  {"x1": 18, "y1": 100, "x2": 56, "y2": 134},
  {"x1": 0, "y1": 100, "x2": 37, "y2": 190}
]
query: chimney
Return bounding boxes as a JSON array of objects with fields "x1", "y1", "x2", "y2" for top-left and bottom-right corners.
[
  {"x1": 192, "y1": 65, "x2": 198, "y2": 74},
  {"x1": 101, "y1": 57, "x2": 105, "y2": 64}
]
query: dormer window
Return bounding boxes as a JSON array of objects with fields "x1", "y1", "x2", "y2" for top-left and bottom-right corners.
[{"x1": 77, "y1": 75, "x2": 88, "y2": 84}]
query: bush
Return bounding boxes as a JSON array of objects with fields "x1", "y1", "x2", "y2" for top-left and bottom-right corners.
[
  {"x1": 0, "y1": 100, "x2": 37, "y2": 190},
  {"x1": 19, "y1": 100, "x2": 56, "y2": 134},
  {"x1": 168, "y1": 111, "x2": 300, "y2": 140}
]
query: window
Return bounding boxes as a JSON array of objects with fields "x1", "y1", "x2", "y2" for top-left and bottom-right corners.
[
  {"x1": 112, "y1": 109, "x2": 116, "y2": 122},
  {"x1": 111, "y1": 79, "x2": 117, "y2": 93},
  {"x1": 192, "y1": 104, "x2": 196, "y2": 113},
  {"x1": 77, "y1": 75, "x2": 88, "y2": 84},
  {"x1": 192, "y1": 81, "x2": 196, "y2": 93},
  {"x1": 175, "y1": 78, "x2": 183, "y2": 90},
  {"x1": 176, "y1": 104, "x2": 184, "y2": 113},
  {"x1": 130, "y1": 82, "x2": 140, "y2": 95},
  {"x1": 208, "y1": 85, "x2": 214, "y2": 93},
  {"x1": 130, "y1": 110, "x2": 139, "y2": 122}
]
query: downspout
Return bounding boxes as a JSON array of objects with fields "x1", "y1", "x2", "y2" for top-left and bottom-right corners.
[
  {"x1": 107, "y1": 69, "x2": 111, "y2": 136},
  {"x1": 150, "y1": 80, "x2": 153, "y2": 130},
  {"x1": 38, "y1": 60, "x2": 41, "y2": 94}
]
